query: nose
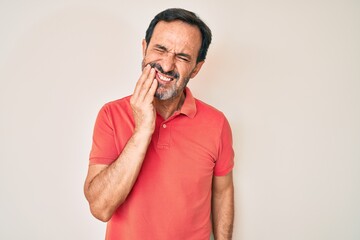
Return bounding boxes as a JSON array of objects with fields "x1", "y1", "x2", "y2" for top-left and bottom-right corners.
[{"x1": 160, "y1": 52, "x2": 176, "y2": 73}]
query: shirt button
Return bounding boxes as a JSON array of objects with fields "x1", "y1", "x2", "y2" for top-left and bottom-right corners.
[{"x1": 162, "y1": 124, "x2": 167, "y2": 128}]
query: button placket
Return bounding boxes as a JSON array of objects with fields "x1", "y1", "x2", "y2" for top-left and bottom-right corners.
[{"x1": 157, "y1": 121, "x2": 171, "y2": 149}]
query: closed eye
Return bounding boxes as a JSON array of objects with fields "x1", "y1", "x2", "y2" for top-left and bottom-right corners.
[
  {"x1": 177, "y1": 55, "x2": 190, "y2": 62},
  {"x1": 154, "y1": 44, "x2": 167, "y2": 53},
  {"x1": 153, "y1": 44, "x2": 192, "y2": 62},
  {"x1": 176, "y1": 54, "x2": 191, "y2": 62}
]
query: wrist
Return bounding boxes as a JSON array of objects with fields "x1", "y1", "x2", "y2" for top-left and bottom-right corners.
[{"x1": 133, "y1": 128, "x2": 154, "y2": 141}]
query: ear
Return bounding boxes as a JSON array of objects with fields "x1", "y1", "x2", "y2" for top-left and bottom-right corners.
[
  {"x1": 190, "y1": 61, "x2": 205, "y2": 79},
  {"x1": 142, "y1": 39, "x2": 147, "y2": 57}
]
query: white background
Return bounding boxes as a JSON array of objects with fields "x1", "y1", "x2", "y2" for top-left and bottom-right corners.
[{"x1": 1, "y1": 0, "x2": 359, "y2": 239}]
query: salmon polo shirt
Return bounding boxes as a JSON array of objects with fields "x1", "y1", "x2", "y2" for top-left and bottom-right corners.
[{"x1": 89, "y1": 87, "x2": 234, "y2": 240}]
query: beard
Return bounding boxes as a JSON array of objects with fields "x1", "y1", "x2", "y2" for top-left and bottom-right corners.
[{"x1": 142, "y1": 60, "x2": 191, "y2": 101}]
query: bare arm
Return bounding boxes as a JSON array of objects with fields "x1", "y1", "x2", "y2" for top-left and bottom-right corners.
[
  {"x1": 84, "y1": 65, "x2": 158, "y2": 222},
  {"x1": 212, "y1": 171, "x2": 234, "y2": 240}
]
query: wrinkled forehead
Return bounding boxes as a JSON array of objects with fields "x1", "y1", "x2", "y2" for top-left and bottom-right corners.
[{"x1": 150, "y1": 20, "x2": 202, "y2": 56}]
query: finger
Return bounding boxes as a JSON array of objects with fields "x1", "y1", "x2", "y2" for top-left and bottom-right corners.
[
  {"x1": 138, "y1": 67, "x2": 156, "y2": 101},
  {"x1": 144, "y1": 79, "x2": 158, "y2": 104},
  {"x1": 133, "y1": 64, "x2": 151, "y2": 98},
  {"x1": 133, "y1": 65, "x2": 151, "y2": 99}
]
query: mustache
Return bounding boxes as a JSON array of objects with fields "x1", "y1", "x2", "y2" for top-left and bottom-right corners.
[{"x1": 149, "y1": 62, "x2": 180, "y2": 79}]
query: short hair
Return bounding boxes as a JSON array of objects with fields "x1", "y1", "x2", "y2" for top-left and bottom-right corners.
[{"x1": 145, "y1": 8, "x2": 212, "y2": 63}]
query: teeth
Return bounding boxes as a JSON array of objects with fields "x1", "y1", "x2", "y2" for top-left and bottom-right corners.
[{"x1": 158, "y1": 73, "x2": 172, "y2": 82}]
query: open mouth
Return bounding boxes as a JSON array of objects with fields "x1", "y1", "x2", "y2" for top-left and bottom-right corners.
[{"x1": 155, "y1": 70, "x2": 173, "y2": 83}]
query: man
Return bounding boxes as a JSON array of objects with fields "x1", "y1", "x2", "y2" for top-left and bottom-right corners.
[{"x1": 84, "y1": 8, "x2": 234, "y2": 240}]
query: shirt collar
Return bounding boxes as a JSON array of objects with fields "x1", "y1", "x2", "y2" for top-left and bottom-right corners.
[{"x1": 179, "y1": 87, "x2": 197, "y2": 118}]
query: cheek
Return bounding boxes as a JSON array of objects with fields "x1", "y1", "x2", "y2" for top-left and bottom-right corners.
[
  {"x1": 180, "y1": 65, "x2": 196, "y2": 77},
  {"x1": 145, "y1": 52, "x2": 162, "y2": 61},
  {"x1": 143, "y1": 55, "x2": 161, "y2": 68}
]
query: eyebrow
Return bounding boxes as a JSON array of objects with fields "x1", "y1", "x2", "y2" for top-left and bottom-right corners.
[
  {"x1": 155, "y1": 44, "x2": 167, "y2": 51},
  {"x1": 154, "y1": 44, "x2": 192, "y2": 61}
]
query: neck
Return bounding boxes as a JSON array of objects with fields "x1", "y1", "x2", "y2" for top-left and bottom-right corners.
[{"x1": 154, "y1": 92, "x2": 186, "y2": 120}]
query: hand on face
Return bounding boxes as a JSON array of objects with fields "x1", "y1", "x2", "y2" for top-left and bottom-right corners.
[
  {"x1": 130, "y1": 64, "x2": 158, "y2": 135},
  {"x1": 147, "y1": 61, "x2": 183, "y2": 100}
]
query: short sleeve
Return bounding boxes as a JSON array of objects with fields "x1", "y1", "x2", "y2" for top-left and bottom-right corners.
[
  {"x1": 89, "y1": 105, "x2": 119, "y2": 165},
  {"x1": 214, "y1": 117, "x2": 235, "y2": 176}
]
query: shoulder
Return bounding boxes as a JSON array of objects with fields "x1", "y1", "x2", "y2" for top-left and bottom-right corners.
[
  {"x1": 96, "y1": 95, "x2": 133, "y2": 122},
  {"x1": 99, "y1": 95, "x2": 132, "y2": 114},
  {"x1": 102, "y1": 95, "x2": 132, "y2": 109},
  {"x1": 191, "y1": 98, "x2": 231, "y2": 134},
  {"x1": 194, "y1": 98, "x2": 227, "y2": 121}
]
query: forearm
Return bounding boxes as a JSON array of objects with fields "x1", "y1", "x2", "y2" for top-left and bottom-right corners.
[
  {"x1": 85, "y1": 65, "x2": 157, "y2": 221},
  {"x1": 85, "y1": 130, "x2": 152, "y2": 221},
  {"x1": 212, "y1": 184, "x2": 234, "y2": 240}
]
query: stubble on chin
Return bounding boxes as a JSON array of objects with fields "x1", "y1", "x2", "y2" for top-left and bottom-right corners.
[
  {"x1": 155, "y1": 83, "x2": 176, "y2": 100},
  {"x1": 140, "y1": 59, "x2": 190, "y2": 101}
]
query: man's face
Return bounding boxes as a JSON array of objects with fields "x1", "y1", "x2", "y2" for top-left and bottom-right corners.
[{"x1": 142, "y1": 20, "x2": 204, "y2": 100}]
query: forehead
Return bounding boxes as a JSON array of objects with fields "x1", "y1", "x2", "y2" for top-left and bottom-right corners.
[{"x1": 150, "y1": 20, "x2": 202, "y2": 55}]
